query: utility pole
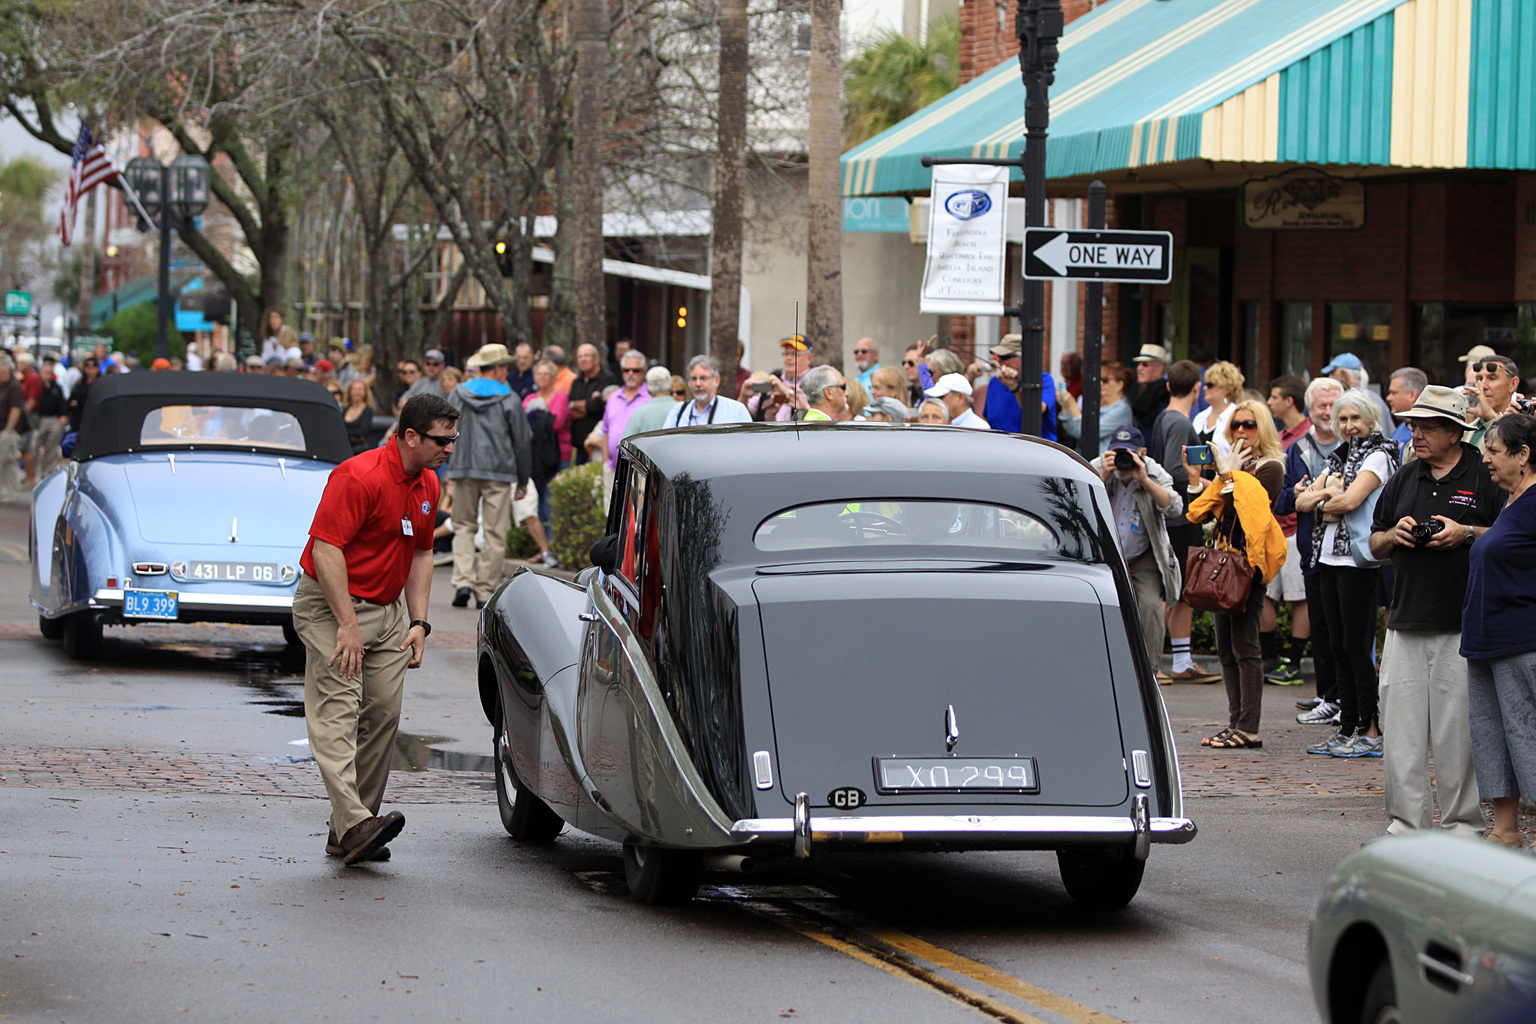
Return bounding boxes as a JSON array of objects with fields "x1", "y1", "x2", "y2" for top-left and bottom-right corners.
[{"x1": 1014, "y1": 0, "x2": 1063, "y2": 436}]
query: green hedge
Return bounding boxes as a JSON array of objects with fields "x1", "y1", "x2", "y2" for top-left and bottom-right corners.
[
  {"x1": 547, "y1": 461, "x2": 606, "y2": 569},
  {"x1": 505, "y1": 522, "x2": 542, "y2": 560}
]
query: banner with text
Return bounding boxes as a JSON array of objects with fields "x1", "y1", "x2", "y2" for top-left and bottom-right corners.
[{"x1": 919, "y1": 165, "x2": 1009, "y2": 316}]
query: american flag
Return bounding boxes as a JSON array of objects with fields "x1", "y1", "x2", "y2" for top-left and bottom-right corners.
[{"x1": 57, "y1": 124, "x2": 119, "y2": 247}]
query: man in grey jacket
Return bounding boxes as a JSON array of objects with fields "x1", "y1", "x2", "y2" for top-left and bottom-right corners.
[
  {"x1": 447, "y1": 344, "x2": 533, "y2": 609},
  {"x1": 1089, "y1": 426, "x2": 1183, "y2": 674}
]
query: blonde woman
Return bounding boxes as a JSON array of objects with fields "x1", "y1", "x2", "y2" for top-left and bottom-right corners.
[
  {"x1": 842, "y1": 379, "x2": 870, "y2": 421},
  {"x1": 1184, "y1": 399, "x2": 1287, "y2": 749},
  {"x1": 440, "y1": 366, "x2": 463, "y2": 395},
  {"x1": 351, "y1": 344, "x2": 376, "y2": 390},
  {"x1": 1295, "y1": 388, "x2": 1400, "y2": 758},
  {"x1": 1193, "y1": 361, "x2": 1244, "y2": 456},
  {"x1": 868, "y1": 366, "x2": 910, "y2": 417},
  {"x1": 342, "y1": 378, "x2": 374, "y2": 455}
]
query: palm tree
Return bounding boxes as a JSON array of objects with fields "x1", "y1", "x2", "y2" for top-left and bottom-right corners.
[
  {"x1": 708, "y1": 0, "x2": 749, "y2": 375},
  {"x1": 805, "y1": 0, "x2": 843, "y2": 368},
  {"x1": 843, "y1": 16, "x2": 960, "y2": 149}
]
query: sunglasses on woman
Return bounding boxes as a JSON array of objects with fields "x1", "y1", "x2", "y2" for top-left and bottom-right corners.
[{"x1": 1231, "y1": 419, "x2": 1260, "y2": 430}]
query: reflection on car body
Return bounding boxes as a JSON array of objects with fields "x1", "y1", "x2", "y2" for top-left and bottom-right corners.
[
  {"x1": 29, "y1": 371, "x2": 352, "y2": 660},
  {"x1": 476, "y1": 424, "x2": 1195, "y2": 905}
]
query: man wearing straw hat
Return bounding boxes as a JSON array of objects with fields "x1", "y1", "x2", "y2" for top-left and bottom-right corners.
[{"x1": 447, "y1": 344, "x2": 532, "y2": 609}]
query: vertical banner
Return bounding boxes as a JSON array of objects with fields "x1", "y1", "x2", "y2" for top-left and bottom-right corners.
[{"x1": 919, "y1": 164, "x2": 1010, "y2": 316}]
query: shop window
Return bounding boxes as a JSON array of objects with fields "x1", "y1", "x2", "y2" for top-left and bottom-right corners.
[
  {"x1": 1415, "y1": 303, "x2": 1536, "y2": 389},
  {"x1": 1326, "y1": 303, "x2": 1392, "y2": 385},
  {"x1": 1241, "y1": 302, "x2": 1261, "y2": 391},
  {"x1": 1280, "y1": 302, "x2": 1311, "y2": 378}
]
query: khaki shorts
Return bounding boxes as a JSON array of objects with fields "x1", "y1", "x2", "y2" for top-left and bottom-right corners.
[
  {"x1": 1266, "y1": 534, "x2": 1306, "y2": 601},
  {"x1": 511, "y1": 485, "x2": 539, "y2": 524}
]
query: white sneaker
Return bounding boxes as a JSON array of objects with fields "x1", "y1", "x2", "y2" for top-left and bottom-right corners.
[
  {"x1": 1297, "y1": 701, "x2": 1341, "y2": 725},
  {"x1": 541, "y1": 551, "x2": 560, "y2": 569}
]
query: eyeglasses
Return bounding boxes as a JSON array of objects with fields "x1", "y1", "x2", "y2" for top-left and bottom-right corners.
[
  {"x1": 902, "y1": 360, "x2": 917, "y2": 367},
  {"x1": 1473, "y1": 360, "x2": 1513, "y2": 374},
  {"x1": 423, "y1": 360, "x2": 442, "y2": 367},
  {"x1": 1231, "y1": 420, "x2": 1260, "y2": 430},
  {"x1": 854, "y1": 348, "x2": 874, "y2": 355},
  {"x1": 826, "y1": 383, "x2": 846, "y2": 390},
  {"x1": 671, "y1": 390, "x2": 688, "y2": 398},
  {"x1": 622, "y1": 367, "x2": 645, "y2": 374},
  {"x1": 420, "y1": 431, "x2": 459, "y2": 447}
]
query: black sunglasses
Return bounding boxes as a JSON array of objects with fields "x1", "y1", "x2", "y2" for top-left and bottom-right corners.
[
  {"x1": 1473, "y1": 360, "x2": 1514, "y2": 374},
  {"x1": 1231, "y1": 420, "x2": 1260, "y2": 430},
  {"x1": 622, "y1": 366, "x2": 645, "y2": 374},
  {"x1": 671, "y1": 389, "x2": 688, "y2": 397},
  {"x1": 420, "y1": 431, "x2": 459, "y2": 446},
  {"x1": 902, "y1": 360, "x2": 917, "y2": 367}
]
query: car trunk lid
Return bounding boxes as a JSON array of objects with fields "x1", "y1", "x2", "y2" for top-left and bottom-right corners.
[
  {"x1": 752, "y1": 568, "x2": 1129, "y2": 810},
  {"x1": 122, "y1": 453, "x2": 332, "y2": 546}
]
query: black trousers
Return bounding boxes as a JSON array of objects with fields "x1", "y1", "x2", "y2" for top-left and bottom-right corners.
[
  {"x1": 1317, "y1": 563, "x2": 1380, "y2": 735},
  {"x1": 1214, "y1": 572, "x2": 1266, "y2": 734},
  {"x1": 1301, "y1": 570, "x2": 1337, "y2": 703}
]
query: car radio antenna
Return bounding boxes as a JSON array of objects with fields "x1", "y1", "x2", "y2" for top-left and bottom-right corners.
[{"x1": 791, "y1": 302, "x2": 802, "y2": 437}]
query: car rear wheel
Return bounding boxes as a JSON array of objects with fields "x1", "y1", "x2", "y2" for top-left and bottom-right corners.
[
  {"x1": 622, "y1": 840, "x2": 703, "y2": 906},
  {"x1": 1358, "y1": 959, "x2": 1399, "y2": 1024},
  {"x1": 1056, "y1": 848, "x2": 1145, "y2": 909},
  {"x1": 493, "y1": 715, "x2": 563, "y2": 842},
  {"x1": 61, "y1": 611, "x2": 102, "y2": 661},
  {"x1": 38, "y1": 614, "x2": 63, "y2": 641}
]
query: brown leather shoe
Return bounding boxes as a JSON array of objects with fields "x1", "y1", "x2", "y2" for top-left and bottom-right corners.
[
  {"x1": 339, "y1": 812, "x2": 406, "y2": 865},
  {"x1": 1168, "y1": 666, "x2": 1222, "y2": 683},
  {"x1": 327, "y1": 830, "x2": 391, "y2": 861}
]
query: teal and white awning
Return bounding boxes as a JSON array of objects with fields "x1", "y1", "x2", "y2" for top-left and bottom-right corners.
[{"x1": 842, "y1": 0, "x2": 1536, "y2": 197}]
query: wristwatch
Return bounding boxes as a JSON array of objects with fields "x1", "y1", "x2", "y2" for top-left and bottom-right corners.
[
  {"x1": 410, "y1": 619, "x2": 432, "y2": 636},
  {"x1": 1462, "y1": 525, "x2": 1476, "y2": 547}
]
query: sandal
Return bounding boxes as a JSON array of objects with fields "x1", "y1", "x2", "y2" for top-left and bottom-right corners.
[
  {"x1": 1200, "y1": 728, "x2": 1235, "y2": 747},
  {"x1": 1209, "y1": 730, "x2": 1262, "y2": 749}
]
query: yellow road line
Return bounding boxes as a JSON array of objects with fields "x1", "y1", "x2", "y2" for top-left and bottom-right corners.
[
  {"x1": 857, "y1": 923, "x2": 1126, "y2": 1024},
  {"x1": 745, "y1": 901, "x2": 1050, "y2": 1024}
]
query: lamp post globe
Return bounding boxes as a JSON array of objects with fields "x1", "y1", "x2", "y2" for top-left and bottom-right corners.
[
  {"x1": 169, "y1": 154, "x2": 211, "y2": 220},
  {"x1": 124, "y1": 156, "x2": 164, "y2": 221}
]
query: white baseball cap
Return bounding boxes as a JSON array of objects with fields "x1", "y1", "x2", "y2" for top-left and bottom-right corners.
[{"x1": 924, "y1": 372, "x2": 973, "y2": 398}]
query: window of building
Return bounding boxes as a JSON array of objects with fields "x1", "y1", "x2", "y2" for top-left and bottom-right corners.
[
  {"x1": 1415, "y1": 303, "x2": 1536, "y2": 389},
  {"x1": 1326, "y1": 303, "x2": 1392, "y2": 383},
  {"x1": 1241, "y1": 302, "x2": 1261, "y2": 390},
  {"x1": 1279, "y1": 302, "x2": 1311, "y2": 378}
]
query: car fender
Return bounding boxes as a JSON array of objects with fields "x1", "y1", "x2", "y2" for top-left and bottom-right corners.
[{"x1": 29, "y1": 466, "x2": 71, "y2": 616}]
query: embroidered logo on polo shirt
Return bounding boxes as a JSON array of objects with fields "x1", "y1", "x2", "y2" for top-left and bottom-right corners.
[
  {"x1": 1448, "y1": 489, "x2": 1477, "y2": 508},
  {"x1": 421, "y1": 500, "x2": 431, "y2": 514}
]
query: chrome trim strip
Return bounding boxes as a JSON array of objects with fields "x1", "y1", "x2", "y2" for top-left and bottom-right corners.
[
  {"x1": 730, "y1": 814, "x2": 1197, "y2": 843},
  {"x1": 92, "y1": 589, "x2": 294, "y2": 612}
]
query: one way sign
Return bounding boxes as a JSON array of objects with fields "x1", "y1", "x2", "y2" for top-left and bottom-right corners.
[{"x1": 1023, "y1": 228, "x2": 1174, "y2": 284}]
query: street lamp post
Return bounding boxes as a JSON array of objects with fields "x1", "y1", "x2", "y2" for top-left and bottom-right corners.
[{"x1": 124, "y1": 154, "x2": 211, "y2": 361}]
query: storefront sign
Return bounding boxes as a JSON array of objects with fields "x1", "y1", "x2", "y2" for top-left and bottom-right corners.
[
  {"x1": 1244, "y1": 170, "x2": 1364, "y2": 230},
  {"x1": 843, "y1": 197, "x2": 910, "y2": 233},
  {"x1": 920, "y1": 165, "x2": 1010, "y2": 316}
]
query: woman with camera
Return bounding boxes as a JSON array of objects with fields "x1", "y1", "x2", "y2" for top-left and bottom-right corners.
[
  {"x1": 1464, "y1": 414, "x2": 1536, "y2": 848},
  {"x1": 1183, "y1": 400, "x2": 1287, "y2": 749},
  {"x1": 1296, "y1": 389, "x2": 1400, "y2": 759}
]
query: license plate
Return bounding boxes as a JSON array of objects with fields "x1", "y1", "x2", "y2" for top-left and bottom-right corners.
[
  {"x1": 874, "y1": 757, "x2": 1038, "y2": 793},
  {"x1": 181, "y1": 561, "x2": 281, "y2": 582},
  {"x1": 123, "y1": 588, "x2": 179, "y2": 620}
]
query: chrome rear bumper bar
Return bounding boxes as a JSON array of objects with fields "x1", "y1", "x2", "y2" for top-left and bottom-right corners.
[
  {"x1": 730, "y1": 813, "x2": 1196, "y2": 847},
  {"x1": 91, "y1": 588, "x2": 294, "y2": 615}
]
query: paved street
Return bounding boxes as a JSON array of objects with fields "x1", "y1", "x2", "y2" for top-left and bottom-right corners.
[{"x1": 0, "y1": 501, "x2": 1410, "y2": 1023}]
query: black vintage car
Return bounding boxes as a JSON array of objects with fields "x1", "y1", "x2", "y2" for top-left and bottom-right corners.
[{"x1": 476, "y1": 425, "x2": 1194, "y2": 904}]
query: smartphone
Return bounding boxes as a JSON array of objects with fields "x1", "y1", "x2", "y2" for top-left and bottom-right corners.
[
  {"x1": 1186, "y1": 444, "x2": 1215, "y2": 466},
  {"x1": 752, "y1": 380, "x2": 774, "y2": 393}
]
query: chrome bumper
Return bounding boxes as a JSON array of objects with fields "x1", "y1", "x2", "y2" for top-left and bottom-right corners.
[
  {"x1": 729, "y1": 813, "x2": 1197, "y2": 846},
  {"x1": 91, "y1": 588, "x2": 294, "y2": 616}
]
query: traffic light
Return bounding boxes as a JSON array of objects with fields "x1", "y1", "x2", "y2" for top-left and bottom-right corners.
[{"x1": 676, "y1": 306, "x2": 687, "y2": 328}]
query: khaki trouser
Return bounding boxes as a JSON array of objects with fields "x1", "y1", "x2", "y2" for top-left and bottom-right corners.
[
  {"x1": 32, "y1": 418, "x2": 65, "y2": 480},
  {"x1": 1380, "y1": 629, "x2": 1483, "y2": 836},
  {"x1": 451, "y1": 477, "x2": 511, "y2": 602},
  {"x1": 293, "y1": 574, "x2": 411, "y2": 838},
  {"x1": 0, "y1": 430, "x2": 22, "y2": 501}
]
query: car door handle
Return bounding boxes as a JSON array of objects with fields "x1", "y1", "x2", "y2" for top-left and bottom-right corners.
[
  {"x1": 578, "y1": 612, "x2": 600, "y2": 622},
  {"x1": 1417, "y1": 951, "x2": 1473, "y2": 990}
]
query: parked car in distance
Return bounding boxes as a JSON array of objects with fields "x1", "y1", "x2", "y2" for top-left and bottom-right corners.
[
  {"x1": 475, "y1": 424, "x2": 1195, "y2": 905},
  {"x1": 1309, "y1": 832, "x2": 1536, "y2": 1024},
  {"x1": 29, "y1": 371, "x2": 352, "y2": 659}
]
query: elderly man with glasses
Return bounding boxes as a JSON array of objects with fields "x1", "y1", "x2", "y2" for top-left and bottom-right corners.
[
  {"x1": 665, "y1": 355, "x2": 753, "y2": 428},
  {"x1": 585, "y1": 349, "x2": 655, "y2": 508},
  {"x1": 852, "y1": 338, "x2": 882, "y2": 391},
  {"x1": 1467, "y1": 355, "x2": 1523, "y2": 453},
  {"x1": 801, "y1": 366, "x2": 848, "y2": 421},
  {"x1": 446, "y1": 344, "x2": 533, "y2": 610}
]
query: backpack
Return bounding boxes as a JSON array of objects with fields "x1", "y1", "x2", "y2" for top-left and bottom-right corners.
[{"x1": 525, "y1": 406, "x2": 561, "y2": 484}]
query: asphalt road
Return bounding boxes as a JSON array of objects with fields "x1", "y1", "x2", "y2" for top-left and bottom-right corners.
[{"x1": 0, "y1": 500, "x2": 1398, "y2": 1024}]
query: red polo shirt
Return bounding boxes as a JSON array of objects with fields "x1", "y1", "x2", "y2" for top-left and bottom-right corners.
[{"x1": 301, "y1": 440, "x2": 440, "y2": 604}]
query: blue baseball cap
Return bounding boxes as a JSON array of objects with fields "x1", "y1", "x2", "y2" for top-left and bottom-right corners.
[
  {"x1": 1107, "y1": 426, "x2": 1146, "y2": 451},
  {"x1": 1322, "y1": 352, "x2": 1362, "y2": 374}
]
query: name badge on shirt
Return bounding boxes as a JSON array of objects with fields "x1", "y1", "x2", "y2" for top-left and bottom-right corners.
[{"x1": 401, "y1": 518, "x2": 414, "y2": 537}]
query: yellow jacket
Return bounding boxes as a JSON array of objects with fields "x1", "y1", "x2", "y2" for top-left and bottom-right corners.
[{"x1": 1186, "y1": 468, "x2": 1287, "y2": 584}]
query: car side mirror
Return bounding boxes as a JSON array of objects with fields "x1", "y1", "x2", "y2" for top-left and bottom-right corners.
[{"x1": 589, "y1": 533, "x2": 619, "y2": 574}]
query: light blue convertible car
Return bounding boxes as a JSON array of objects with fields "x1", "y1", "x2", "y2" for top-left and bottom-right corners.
[{"x1": 29, "y1": 371, "x2": 352, "y2": 659}]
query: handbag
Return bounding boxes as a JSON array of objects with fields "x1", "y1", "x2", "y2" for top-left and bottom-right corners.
[{"x1": 1181, "y1": 515, "x2": 1253, "y2": 613}]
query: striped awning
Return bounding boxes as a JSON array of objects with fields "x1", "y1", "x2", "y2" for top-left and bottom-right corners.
[{"x1": 842, "y1": 0, "x2": 1536, "y2": 197}]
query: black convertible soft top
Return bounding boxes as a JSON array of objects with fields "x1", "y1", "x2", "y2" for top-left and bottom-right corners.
[{"x1": 73, "y1": 371, "x2": 353, "y2": 463}]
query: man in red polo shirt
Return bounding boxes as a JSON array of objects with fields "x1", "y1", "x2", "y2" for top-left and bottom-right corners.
[{"x1": 294, "y1": 393, "x2": 458, "y2": 864}]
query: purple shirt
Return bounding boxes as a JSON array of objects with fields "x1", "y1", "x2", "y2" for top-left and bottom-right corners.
[{"x1": 602, "y1": 387, "x2": 651, "y2": 467}]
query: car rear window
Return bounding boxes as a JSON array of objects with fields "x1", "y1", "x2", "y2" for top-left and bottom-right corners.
[
  {"x1": 754, "y1": 500, "x2": 1060, "y2": 555},
  {"x1": 138, "y1": 405, "x2": 306, "y2": 451}
]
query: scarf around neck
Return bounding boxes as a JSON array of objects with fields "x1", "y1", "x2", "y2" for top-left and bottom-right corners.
[{"x1": 1310, "y1": 431, "x2": 1400, "y2": 566}]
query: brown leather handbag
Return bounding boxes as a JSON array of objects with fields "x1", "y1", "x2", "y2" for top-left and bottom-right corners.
[{"x1": 1182, "y1": 536, "x2": 1253, "y2": 614}]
